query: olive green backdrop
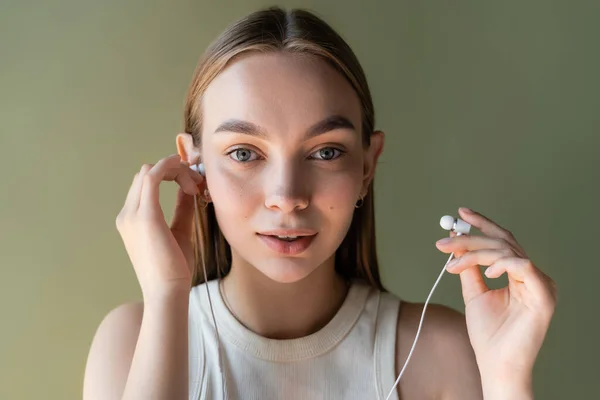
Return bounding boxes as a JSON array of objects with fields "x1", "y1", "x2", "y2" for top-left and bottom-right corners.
[{"x1": 1, "y1": 0, "x2": 597, "y2": 398}]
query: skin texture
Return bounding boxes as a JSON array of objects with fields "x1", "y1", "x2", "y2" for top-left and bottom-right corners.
[{"x1": 83, "y1": 52, "x2": 556, "y2": 400}]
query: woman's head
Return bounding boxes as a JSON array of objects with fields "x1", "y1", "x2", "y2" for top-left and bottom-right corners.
[{"x1": 177, "y1": 6, "x2": 386, "y2": 291}]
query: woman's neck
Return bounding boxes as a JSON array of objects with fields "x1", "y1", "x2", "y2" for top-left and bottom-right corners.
[{"x1": 220, "y1": 257, "x2": 350, "y2": 340}]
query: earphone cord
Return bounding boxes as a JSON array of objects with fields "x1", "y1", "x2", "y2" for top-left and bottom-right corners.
[
  {"x1": 193, "y1": 192, "x2": 226, "y2": 398},
  {"x1": 384, "y1": 233, "x2": 462, "y2": 400}
]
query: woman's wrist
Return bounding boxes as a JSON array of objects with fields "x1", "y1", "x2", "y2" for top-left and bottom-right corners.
[
  {"x1": 142, "y1": 282, "x2": 191, "y2": 307},
  {"x1": 480, "y1": 369, "x2": 533, "y2": 400}
]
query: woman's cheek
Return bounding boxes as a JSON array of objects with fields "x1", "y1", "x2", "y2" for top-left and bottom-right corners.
[
  {"x1": 209, "y1": 165, "x2": 261, "y2": 218},
  {"x1": 316, "y1": 171, "x2": 360, "y2": 211}
]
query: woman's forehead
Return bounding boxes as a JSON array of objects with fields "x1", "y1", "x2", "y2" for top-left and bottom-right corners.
[{"x1": 201, "y1": 52, "x2": 362, "y2": 135}]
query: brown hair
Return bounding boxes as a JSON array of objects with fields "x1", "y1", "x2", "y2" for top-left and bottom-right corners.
[{"x1": 183, "y1": 6, "x2": 386, "y2": 292}]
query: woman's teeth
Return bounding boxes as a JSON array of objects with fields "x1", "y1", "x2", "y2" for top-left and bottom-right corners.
[{"x1": 274, "y1": 235, "x2": 298, "y2": 241}]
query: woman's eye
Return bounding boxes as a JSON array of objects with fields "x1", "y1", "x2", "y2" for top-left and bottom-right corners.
[
  {"x1": 227, "y1": 147, "x2": 344, "y2": 163},
  {"x1": 228, "y1": 148, "x2": 258, "y2": 162},
  {"x1": 311, "y1": 147, "x2": 343, "y2": 161}
]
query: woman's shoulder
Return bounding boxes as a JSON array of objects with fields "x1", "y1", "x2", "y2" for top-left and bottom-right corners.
[
  {"x1": 394, "y1": 300, "x2": 483, "y2": 399},
  {"x1": 83, "y1": 301, "x2": 144, "y2": 399},
  {"x1": 397, "y1": 301, "x2": 467, "y2": 338}
]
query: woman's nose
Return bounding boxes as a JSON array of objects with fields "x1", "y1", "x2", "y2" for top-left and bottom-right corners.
[{"x1": 263, "y1": 164, "x2": 310, "y2": 213}]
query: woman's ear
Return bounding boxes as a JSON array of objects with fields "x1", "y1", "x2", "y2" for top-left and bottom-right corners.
[
  {"x1": 361, "y1": 130, "x2": 385, "y2": 196},
  {"x1": 176, "y1": 133, "x2": 202, "y2": 165}
]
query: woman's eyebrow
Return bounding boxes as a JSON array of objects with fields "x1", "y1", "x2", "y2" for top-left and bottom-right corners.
[{"x1": 213, "y1": 115, "x2": 356, "y2": 138}]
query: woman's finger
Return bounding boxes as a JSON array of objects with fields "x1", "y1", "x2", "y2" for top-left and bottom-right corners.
[
  {"x1": 122, "y1": 163, "x2": 154, "y2": 212},
  {"x1": 123, "y1": 171, "x2": 143, "y2": 211},
  {"x1": 446, "y1": 231, "x2": 468, "y2": 259},
  {"x1": 139, "y1": 156, "x2": 177, "y2": 211},
  {"x1": 445, "y1": 248, "x2": 516, "y2": 274},
  {"x1": 174, "y1": 165, "x2": 204, "y2": 196},
  {"x1": 484, "y1": 257, "x2": 557, "y2": 313},
  {"x1": 139, "y1": 154, "x2": 202, "y2": 210},
  {"x1": 457, "y1": 208, "x2": 527, "y2": 256},
  {"x1": 436, "y1": 234, "x2": 513, "y2": 254},
  {"x1": 170, "y1": 186, "x2": 196, "y2": 237},
  {"x1": 458, "y1": 265, "x2": 489, "y2": 305},
  {"x1": 444, "y1": 232, "x2": 490, "y2": 304}
]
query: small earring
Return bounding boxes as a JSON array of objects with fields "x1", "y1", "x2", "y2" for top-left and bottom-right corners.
[
  {"x1": 355, "y1": 195, "x2": 364, "y2": 209},
  {"x1": 197, "y1": 188, "x2": 211, "y2": 208}
]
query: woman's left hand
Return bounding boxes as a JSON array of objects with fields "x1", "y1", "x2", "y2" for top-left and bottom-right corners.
[{"x1": 435, "y1": 207, "x2": 557, "y2": 384}]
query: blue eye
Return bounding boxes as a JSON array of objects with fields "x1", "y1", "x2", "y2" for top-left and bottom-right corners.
[
  {"x1": 228, "y1": 148, "x2": 258, "y2": 162},
  {"x1": 311, "y1": 147, "x2": 343, "y2": 161}
]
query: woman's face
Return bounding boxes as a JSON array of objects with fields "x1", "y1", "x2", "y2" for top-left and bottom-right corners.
[{"x1": 199, "y1": 52, "x2": 383, "y2": 283}]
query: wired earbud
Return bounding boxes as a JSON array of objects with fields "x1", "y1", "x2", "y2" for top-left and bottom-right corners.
[
  {"x1": 439, "y1": 215, "x2": 471, "y2": 235},
  {"x1": 190, "y1": 162, "x2": 205, "y2": 176},
  {"x1": 384, "y1": 215, "x2": 472, "y2": 400}
]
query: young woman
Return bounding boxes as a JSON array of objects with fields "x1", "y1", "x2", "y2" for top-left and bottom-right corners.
[{"x1": 83, "y1": 6, "x2": 557, "y2": 400}]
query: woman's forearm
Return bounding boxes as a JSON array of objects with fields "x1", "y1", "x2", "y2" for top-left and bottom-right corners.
[{"x1": 121, "y1": 288, "x2": 190, "y2": 400}]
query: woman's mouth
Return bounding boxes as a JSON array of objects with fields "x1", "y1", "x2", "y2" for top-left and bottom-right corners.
[{"x1": 256, "y1": 233, "x2": 317, "y2": 255}]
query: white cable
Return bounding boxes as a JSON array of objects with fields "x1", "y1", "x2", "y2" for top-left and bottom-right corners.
[
  {"x1": 384, "y1": 233, "x2": 462, "y2": 400},
  {"x1": 193, "y1": 192, "x2": 226, "y2": 398}
]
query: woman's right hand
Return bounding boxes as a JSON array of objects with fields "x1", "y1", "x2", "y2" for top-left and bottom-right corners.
[{"x1": 115, "y1": 154, "x2": 205, "y2": 299}]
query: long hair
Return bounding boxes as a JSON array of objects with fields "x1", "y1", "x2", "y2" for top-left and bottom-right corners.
[{"x1": 184, "y1": 6, "x2": 386, "y2": 292}]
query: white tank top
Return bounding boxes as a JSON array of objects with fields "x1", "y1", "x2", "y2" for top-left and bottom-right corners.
[{"x1": 188, "y1": 279, "x2": 401, "y2": 400}]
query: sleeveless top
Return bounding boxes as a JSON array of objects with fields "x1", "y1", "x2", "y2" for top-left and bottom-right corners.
[{"x1": 188, "y1": 279, "x2": 401, "y2": 400}]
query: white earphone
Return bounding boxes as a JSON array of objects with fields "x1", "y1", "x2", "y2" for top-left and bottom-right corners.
[
  {"x1": 190, "y1": 162, "x2": 205, "y2": 176},
  {"x1": 187, "y1": 159, "x2": 471, "y2": 400},
  {"x1": 440, "y1": 215, "x2": 471, "y2": 235}
]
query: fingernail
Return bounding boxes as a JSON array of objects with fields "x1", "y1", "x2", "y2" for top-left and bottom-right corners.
[
  {"x1": 437, "y1": 238, "x2": 452, "y2": 245},
  {"x1": 460, "y1": 207, "x2": 473, "y2": 214},
  {"x1": 446, "y1": 258, "x2": 459, "y2": 269}
]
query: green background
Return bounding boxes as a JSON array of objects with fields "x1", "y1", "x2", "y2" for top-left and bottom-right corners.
[{"x1": 1, "y1": 0, "x2": 597, "y2": 398}]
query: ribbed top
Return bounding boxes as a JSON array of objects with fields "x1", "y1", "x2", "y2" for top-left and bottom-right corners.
[
  {"x1": 188, "y1": 279, "x2": 401, "y2": 400},
  {"x1": 204, "y1": 278, "x2": 371, "y2": 362}
]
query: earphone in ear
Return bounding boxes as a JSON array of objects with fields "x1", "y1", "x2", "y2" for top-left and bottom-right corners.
[
  {"x1": 189, "y1": 162, "x2": 205, "y2": 176},
  {"x1": 385, "y1": 214, "x2": 473, "y2": 400}
]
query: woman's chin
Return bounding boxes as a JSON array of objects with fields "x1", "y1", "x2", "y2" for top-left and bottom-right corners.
[{"x1": 254, "y1": 259, "x2": 319, "y2": 284}]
